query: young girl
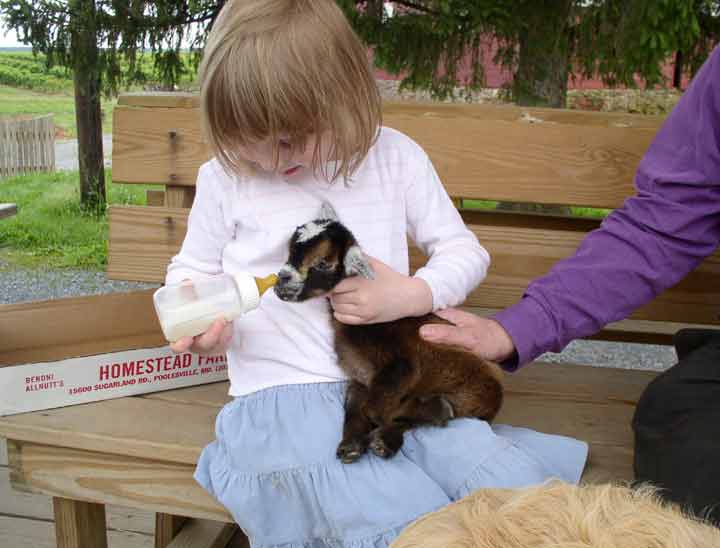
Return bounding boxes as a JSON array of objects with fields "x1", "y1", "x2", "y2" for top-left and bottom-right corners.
[{"x1": 167, "y1": 1, "x2": 588, "y2": 546}]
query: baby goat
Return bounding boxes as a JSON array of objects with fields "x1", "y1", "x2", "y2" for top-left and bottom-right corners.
[{"x1": 274, "y1": 202, "x2": 503, "y2": 463}]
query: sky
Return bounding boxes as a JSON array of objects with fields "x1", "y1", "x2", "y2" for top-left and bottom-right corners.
[{"x1": 0, "y1": 22, "x2": 24, "y2": 48}]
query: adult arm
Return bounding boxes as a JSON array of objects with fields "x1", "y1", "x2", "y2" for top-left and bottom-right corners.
[{"x1": 493, "y1": 46, "x2": 720, "y2": 369}]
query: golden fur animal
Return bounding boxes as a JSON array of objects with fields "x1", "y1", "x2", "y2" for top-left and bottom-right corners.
[
  {"x1": 391, "y1": 481, "x2": 720, "y2": 548},
  {"x1": 274, "y1": 202, "x2": 503, "y2": 463}
]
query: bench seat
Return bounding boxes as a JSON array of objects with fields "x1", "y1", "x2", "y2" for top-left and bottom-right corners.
[
  {"x1": 0, "y1": 360, "x2": 657, "y2": 526},
  {"x1": 2, "y1": 95, "x2": 693, "y2": 547}
]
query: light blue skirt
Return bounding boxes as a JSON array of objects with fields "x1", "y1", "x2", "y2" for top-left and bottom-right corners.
[{"x1": 195, "y1": 382, "x2": 588, "y2": 548}]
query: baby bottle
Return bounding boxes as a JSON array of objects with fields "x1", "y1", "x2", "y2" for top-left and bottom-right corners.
[{"x1": 153, "y1": 273, "x2": 278, "y2": 342}]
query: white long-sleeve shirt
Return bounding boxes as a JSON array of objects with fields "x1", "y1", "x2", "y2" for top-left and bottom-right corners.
[{"x1": 166, "y1": 127, "x2": 490, "y2": 396}]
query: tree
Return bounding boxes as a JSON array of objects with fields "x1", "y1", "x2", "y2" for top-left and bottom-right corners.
[
  {"x1": 342, "y1": 0, "x2": 720, "y2": 107},
  {"x1": 0, "y1": 0, "x2": 226, "y2": 211},
  {"x1": 672, "y1": 1, "x2": 720, "y2": 88}
]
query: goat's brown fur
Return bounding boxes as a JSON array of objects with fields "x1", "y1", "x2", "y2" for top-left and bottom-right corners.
[{"x1": 275, "y1": 203, "x2": 503, "y2": 462}]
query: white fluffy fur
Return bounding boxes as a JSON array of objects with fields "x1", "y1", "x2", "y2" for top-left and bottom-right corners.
[
  {"x1": 297, "y1": 220, "x2": 332, "y2": 243},
  {"x1": 391, "y1": 481, "x2": 720, "y2": 548}
]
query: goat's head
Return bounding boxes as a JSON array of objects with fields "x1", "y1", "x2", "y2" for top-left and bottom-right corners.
[{"x1": 274, "y1": 202, "x2": 374, "y2": 302}]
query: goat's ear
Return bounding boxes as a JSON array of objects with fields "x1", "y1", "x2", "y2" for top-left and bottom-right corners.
[
  {"x1": 317, "y1": 201, "x2": 339, "y2": 221},
  {"x1": 344, "y1": 245, "x2": 374, "y2": 279}
]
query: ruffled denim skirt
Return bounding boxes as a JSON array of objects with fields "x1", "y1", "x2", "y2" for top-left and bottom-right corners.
[{"x1": 195, "y1": 382, "x2": 588, "y2": 548}]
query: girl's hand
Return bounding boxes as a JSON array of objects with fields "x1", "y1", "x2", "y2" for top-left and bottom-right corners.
[
  {"x1": 169, "y1": 318, "x2": 234, "y2": 355},
  {"x1": 419, "y1": 309, "x2": 516, "y2": 362},
  {"x1": 331, "y1": 257, "x2": 432, "y2": 324}
]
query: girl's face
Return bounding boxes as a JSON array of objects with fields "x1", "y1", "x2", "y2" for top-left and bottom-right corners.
[{"x1": 238, "y1": 133, "x2": 329, "y2": 179}]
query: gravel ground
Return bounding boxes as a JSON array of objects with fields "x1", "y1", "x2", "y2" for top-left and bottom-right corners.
[
  {"x1": 0, "y1": 92, "x2": 678, "y2": 373},
  {"x1": 0, "y1": 260, "x2": 158, "y2": 303},
  {"x1": 538, "y1": 339, "x2": 675, "y2": 371}
]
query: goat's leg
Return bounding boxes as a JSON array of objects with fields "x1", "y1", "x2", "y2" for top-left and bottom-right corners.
[
  {"x1": 336, "y1": 381, "x2": 374, "y2": 464},
  {"x1": 368, "y1": 395, "x2": 456, "y2": 459},
  {"x1": 445, "y1": 372, "x2": 503, "y2": 422},
  {"x1": 393, "y1": 394, "x2": 456, "y2": 427},
  {"x1": 363, "y1": 359, "x2": 420, "y2": 459},
  {"x1": 364, "y1": 358, "x2": 419, "y2": 425}
]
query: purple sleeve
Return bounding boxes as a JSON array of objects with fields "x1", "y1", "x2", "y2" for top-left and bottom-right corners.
[{"x1": 493, "y1": 46, "x2": 720, "y2": 370}]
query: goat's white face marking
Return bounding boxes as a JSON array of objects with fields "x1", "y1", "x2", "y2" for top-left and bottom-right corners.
[
  {"x1": 275, "y1": 265, "x2": 305, "y2": 301},
  {"x1": 296, "y1": 220, "x2": 331, "y2": 243}
]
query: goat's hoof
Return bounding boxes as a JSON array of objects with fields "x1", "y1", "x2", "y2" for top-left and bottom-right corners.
[
  {"x1": 336, "y1": 440, "x2": 366, "y2": 463},
  {"x1": 369, "y1": 431, "x2": 401, "y2": 459}
]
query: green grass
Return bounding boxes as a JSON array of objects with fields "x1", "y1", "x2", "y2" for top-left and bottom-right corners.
[
  {"x1": 0, "y1": 84, "x2": 116, "y2": 138},
  {"x1": 0, "y1": 170, "x2": 160, "y2": 269},
  {"x1": 463, "y1": 199, "x2": 499, "y2": 210},
  {"x1": 570, "y1": 206, "x2": 611, "y2": 219},
  {"x1": 0, "y1": 51, "x2": 199, "y2": 137},
  {"x1": 462, "y1": 199, "x2": 610, "y2": 219}
]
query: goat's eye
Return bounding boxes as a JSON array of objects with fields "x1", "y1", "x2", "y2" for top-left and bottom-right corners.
[{"x1": 314, "y1": 260, "x2": 333, "y2": 271}]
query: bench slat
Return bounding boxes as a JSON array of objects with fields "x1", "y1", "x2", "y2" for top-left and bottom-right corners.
[
  {"x1": 453, "y1": 221, "x2": 720, "y2": 325},
  {"x1": 580, "y1": 444, "x2": 634, "y2": 484},
  {"x1": 498, "y1": 393, "x2": 634, "y2": 447},
  {"x1": 142, "y1": 382, "x2": 232, "y2": 408},
  {"x1": 112, "y1": 102, "x2": 659, "y2": 209},
  {"x1": 502, "y1": 362, "x2": 655, "y2": 404},
  {"x1": 0, "y1": 464, "x2": 156, "y2": 534},
  {"x1": 0, "y1": 290, "x2": 164, "y2": 367},
  {"x1": 107, "y1": 206, "x2": 187, "y2": 283},
  {"x1": 108, "y1": 205, "x2": 720, "y2": 327},
  {"x1": 389, "y1": 115, "x2": 655, "y2": 208},
  {"x1": 8, "y1": 441, "x2": 232, "y2": 522},
  {"x1": 142, "y1": 362, "x2": 657, "y2": 409},
  {"x1": 117, "y1": 93, "x2": 666, "y2": 130},
  {"x1": 0, "y1": 396, "x2": 217, "y2": 465}
]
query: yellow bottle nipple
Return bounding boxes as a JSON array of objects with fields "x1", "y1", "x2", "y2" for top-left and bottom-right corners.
[{"x1": 254, "y1": 273, "x2": 279, "y2": 296}]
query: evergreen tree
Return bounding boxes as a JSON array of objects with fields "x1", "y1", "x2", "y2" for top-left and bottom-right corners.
[
  {"x1": 3, "y1": 0, "x2": 719, "y2": 214},
  {"x1": 0, "y1": 0, "x2": 225, "y2": 210},
  {"x1": 341, "y1": 0, "x2": 719, "y2": 106}
]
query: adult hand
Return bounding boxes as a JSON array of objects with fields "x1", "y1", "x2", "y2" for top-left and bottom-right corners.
[
  {"x1": 331, "y1": 257, "x2": 433, "y2": 324},
  {"x1": 170, "y1": 318, "x2": 234, "y2": 355},
  {"x1": 419, "y1": 308, "x2": 516, "y2": 363}
]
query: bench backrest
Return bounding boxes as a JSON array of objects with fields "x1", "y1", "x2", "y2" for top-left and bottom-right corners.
[{"x1": 109, "y1": 92, "x2": 720, "y2": 345}]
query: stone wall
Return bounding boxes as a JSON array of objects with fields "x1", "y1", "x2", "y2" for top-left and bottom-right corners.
[{"x1": 377, "y1": 79, "x2": 682, "y2": 115}]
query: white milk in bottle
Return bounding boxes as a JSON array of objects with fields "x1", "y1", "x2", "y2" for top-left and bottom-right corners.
[{"x1": 153, "y1": 273, "x2": 278, "y2": 342}]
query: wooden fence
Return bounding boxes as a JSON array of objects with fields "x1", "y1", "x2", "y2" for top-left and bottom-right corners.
[{"x1": 0, "y1": 115, "x2": 55, "y2": 177}]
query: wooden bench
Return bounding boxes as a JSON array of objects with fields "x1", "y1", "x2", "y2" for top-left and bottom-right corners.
[{"x1": 2, "y1": 92, "x2": 719, "y2": 547}]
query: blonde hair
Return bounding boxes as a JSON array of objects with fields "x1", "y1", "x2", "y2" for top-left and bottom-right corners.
[
  {"x1": 199, "y1": 0, "x2": 381, "y2": 182},
  {"x1": 392, "y1": 481, "x2": 720, "y2": 548}
]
